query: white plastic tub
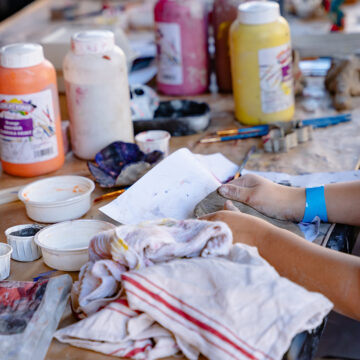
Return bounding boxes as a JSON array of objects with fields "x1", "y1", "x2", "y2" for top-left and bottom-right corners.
[
  {"x1": 0, "y1": 243, "x2": 13, "y2": 280},
  {"x1": 18, "y1": 176, "x2": 95, "y2": 223},
  {"x1": 135, "y1": 130, "x2": 170, "y2": 157},
  {"x1": 5, "y1": 224, "x2": 43, "y2": 262},
  {"x1": 34, "y1": 219, "x2": 115, "y2": 271}
]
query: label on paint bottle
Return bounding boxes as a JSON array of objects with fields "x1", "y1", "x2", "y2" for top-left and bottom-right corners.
[
  {"x1": 0, "y1": 89, "x2": 58, "y2": 164},
  {"x1": 156, "y1": 22, "x2": 183, "y2": 85},
  {"x1": 258, "y1": 43, "x2": 293, "y2": 114}
]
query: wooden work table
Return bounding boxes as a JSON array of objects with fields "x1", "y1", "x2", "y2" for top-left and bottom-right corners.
[{"x1": 1, "y1": 89, "x2": 360, "y2": 360}]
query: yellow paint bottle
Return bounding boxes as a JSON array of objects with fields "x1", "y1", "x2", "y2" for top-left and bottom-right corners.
[{"x1": 229, "y1": 1, "x2": 294, "y2": 125}]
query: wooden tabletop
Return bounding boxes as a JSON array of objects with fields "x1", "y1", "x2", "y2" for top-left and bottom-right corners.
[{"x1": 1, "y1": 88, "x2": 359, "y2": 359}]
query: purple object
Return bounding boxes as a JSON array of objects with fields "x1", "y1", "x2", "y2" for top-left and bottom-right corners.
[{"x1": 88, "y1": 141, "x2": 163, "y2": 188}]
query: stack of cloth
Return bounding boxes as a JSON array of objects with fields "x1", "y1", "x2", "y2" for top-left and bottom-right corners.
[{"x1": 55, "y1": 219, "x2": 332, "y2": 360}]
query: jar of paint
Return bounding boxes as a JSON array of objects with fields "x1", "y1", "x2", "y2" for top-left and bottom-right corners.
[
  {"x1": 63, "y1": 30, "x2": 134, "y2": 160},
  {"x1": 229, "y1": 1, "x2": 294, "y2": 125},
  {"x1": 154, "y1": 0, "x2": 209, "y2": 96},
  {"x1": 0, "y1": 43, "x2": 64, "y2": 177},
  {"x1": 213, "y1": 0, "x2": 245, "y2": 93}
]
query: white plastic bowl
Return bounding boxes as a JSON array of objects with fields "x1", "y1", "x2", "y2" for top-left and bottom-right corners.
[
  {"x1": 34, "y1": 219, "x2": 116, "y2": 271},
  {"x1": 135, "y1": 130, "x2": 170, "y2": 157},
  {"x1": 5, "y1": 224, "x2": 43, "y2": 262},
  {"x1": 18, "y1": 175, "x2": 95, "y2": 223}
]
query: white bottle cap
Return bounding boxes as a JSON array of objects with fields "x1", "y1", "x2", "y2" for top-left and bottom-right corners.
[
  {"x1": 71, "y1": 30, "x2": 115, "y2": 55},
  {"x1": 238, "y1": 1, "x2": 280, "y2": 25},
  {"x1": 0, "y1": 43, "x2": 44, "y2": 68}
]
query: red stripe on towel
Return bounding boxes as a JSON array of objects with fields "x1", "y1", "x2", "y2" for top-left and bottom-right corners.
[
  {"x1": 107, "y1": 306, "x2": 133, "y2": 318},
  {"x1": 124, "y1": 344, "x2": 152, "y2": 357},
  {"x1": 123, "y1": 275, "x2": 256, "y2": 360},
  {"x1": 114, "y1": 298, "x2": 129, "y2": 306},
  {"x1": 131, "y1": 272, "x2": 272, "y2": 360},
  {"x1": 126, "y1": 288, "x2": 239, "y2": 360}
]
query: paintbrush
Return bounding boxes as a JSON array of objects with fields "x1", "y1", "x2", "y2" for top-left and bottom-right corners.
[
  {"x1": 302, "y1": 113, "x2": 351, "y2": 128},
  {"x1": 226, "y1": 145, "x2": 257, "y2": 183},
  {"x1": 94, "y1": 188, "x2": 127, "y2": 203},
  {"x1": 215, "y1": 125, "x2": 270, "y2": 137},
  {"x1": 200, "y1": 127, "x2": 269, "y2": 144},
  {"x1": 204, "y1": 113, "x2": 351, "y2": 142}
]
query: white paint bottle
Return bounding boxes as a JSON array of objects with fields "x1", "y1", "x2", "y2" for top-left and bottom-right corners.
[{"x1": 63, "y1": 30, "x2": 134, "y2": 160}]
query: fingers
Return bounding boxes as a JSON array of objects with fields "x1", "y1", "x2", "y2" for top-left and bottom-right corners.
[
  {"x1": 199, "y1": 210, "x2": 230, "y2": 222},
  {"x1": 223, "y1": 200, "x2": 240, "y2": 212},
  {"x1": 218, "y1": 174, "x2": 262, "y2": 203},
  {"x1": 199, "y1": 212, "x2": 218, "y2": 221},
  {"x1": 218, "y1": 183, "x2": 252, "y2": 204},
  {"x1": 200, "y1": 202, "x2": 240, "y2": 224},
  {"x1": 229, "y1": 173, "x2": 261, "y2": 187}
]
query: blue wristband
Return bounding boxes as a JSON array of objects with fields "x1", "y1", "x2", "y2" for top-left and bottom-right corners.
[{"x1": 302, "y1": 186, "x2": 328, "y2": 223}]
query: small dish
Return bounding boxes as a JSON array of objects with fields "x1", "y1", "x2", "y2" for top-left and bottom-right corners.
[
  {"x1": 0, "y1": 243, "x2": 13, "y2": 280},
  {"x1": 5, "y1": 224, "x2": 43, "y2": 262},
  {"x1": 34, "y1": 219, "x2": 115, "y2": 271},
  {"x1": 18, "y1": 175, "x2": 95, "y2": 223},
  {"x1": 133, "y1": 100, "x2": 210, "y2": 136},
  {"x1": 135, "y1": 130, "x2": 170, "y2": 157}
]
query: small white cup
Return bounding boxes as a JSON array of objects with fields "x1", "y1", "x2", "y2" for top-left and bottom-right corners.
[
  {"x1": 135, "y1": 130, "x2": 171, "y2": 157},
  {"x1": 5, "y1": 224, "x2": 43, "y2": 262},
  {"x1": 0, "y1": 243, "x2": 13, "y2": 280}
]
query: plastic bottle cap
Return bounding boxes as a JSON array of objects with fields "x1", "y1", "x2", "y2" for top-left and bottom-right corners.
[
  {"x1": 71, "y1": 30, "x2": 115, "y2": 55},
  {"x1": 0, "y1": 43, "x2": 44, "y2": 68},
  {"x1": 237, "y1": 1, "x2": 280, "y2": 25}
]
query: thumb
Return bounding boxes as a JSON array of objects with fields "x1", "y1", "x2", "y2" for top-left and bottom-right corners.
[
  {"x1": 223, "y1": 200, "x2": 240, "y2": 212},
  {"x1": 218, "y1": 184, "x2": 252, "y2": 205}
]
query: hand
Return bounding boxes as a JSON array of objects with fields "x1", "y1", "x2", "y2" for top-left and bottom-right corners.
[
  {"x1": 218, "y1": 174, "x2": 305, "y2": 222},
  {"x1": 201, "y1": 209, "x2": 278, "y2": 248}
]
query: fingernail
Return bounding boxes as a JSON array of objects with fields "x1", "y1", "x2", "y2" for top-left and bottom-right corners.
[{"x1": 218, "y1": 186, "x2": 229, "y2": 196}]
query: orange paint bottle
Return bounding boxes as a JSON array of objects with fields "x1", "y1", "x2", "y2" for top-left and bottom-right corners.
[{"x1": 0, "y1": 43, "x2": 64, "y2": 177}]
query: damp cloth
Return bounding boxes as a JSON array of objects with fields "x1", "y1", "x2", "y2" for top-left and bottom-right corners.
[
  {"x1": 72, "y1": 218, "x2": 233, "y2": 316},
  {"x1": 54, "y1": 220, "x2": 332, "y2": 360},
  {"x1": 0, "y1": 275, "x2": 72, "y2": 360}
]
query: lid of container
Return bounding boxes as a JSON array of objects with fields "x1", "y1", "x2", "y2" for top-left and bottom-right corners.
[
  {"x1": 71, "y1": 30, "x2": 115, "y2": 55},
  {"x1": 0, "y1": 43, "x2": 44, "y2": 68},
  {"x1": 237, "y1": 1, "x2": 280, "y2": 25}
]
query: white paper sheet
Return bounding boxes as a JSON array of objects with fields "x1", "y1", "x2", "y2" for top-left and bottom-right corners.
[
  {"x1": 100, "y1": 148, "x2": 236, "y2": 225},
  {"x1": 195, "y1": 153, "x2": 239, "y2": 183},
  {"x1": 100, "y1": 146, "x2": 360, "y2": 226}
]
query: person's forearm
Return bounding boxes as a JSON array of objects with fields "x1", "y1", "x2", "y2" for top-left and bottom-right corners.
[
  {"x1": 202, "y1": 210, "x2": 360, "y2": 319},
  {"x1": 290, "y1": 181, "x2": 360, "y2": 226},
  {"x1": 253, "y1": 226, "x2": 360, "y2": 320},
  {"x1": 324, "y1": 181, "x2": 360, "y2": 226},
  {"x1": 218, "y1": 175, "x2": 360, "y2": 225}
]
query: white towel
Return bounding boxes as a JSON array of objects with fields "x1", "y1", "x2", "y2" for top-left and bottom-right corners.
[
  {"x1": 89, "y1": 218, "x2": 233, "y2": 268},
  {"x1": 74, "y1": 219, "x2": 233, "y2": 316},
  {"x1": 123, "y1": 245, "x2": 332, "y2": 360},
  {"x1": 71, "y1": 259, "x2": 125, "y2": 317},
  {"x1": 55, "y1": 297, "x2": 179, "y2": 359},
  {"x1": 55, "y1": 220, "x2": 333, "y2": 360}
]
